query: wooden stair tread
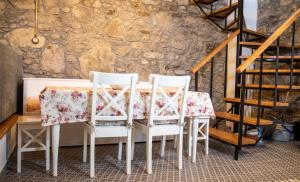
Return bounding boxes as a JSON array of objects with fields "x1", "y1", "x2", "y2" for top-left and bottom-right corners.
[
  {"x1": 209, "y1": 127, "x2": 256, "y2": 146},
  {"x1": 0, "y1": 114, "x2": 19, "y2": 139},
  {"x1": 215, "y1": 112, "x2": 273, "y2": 126},
  {"x1": 224, "y1": 98, "x2": 289, "y2": 107},
  {"x1": 240, "y1": 41, "x2": 300, "y2": 49},
  {"x1": 195, "y1": 0, "x2": 218, "y2": 4},
  {"x1": 207, "y1": 2, "x2": 238, "y2": 18},
  {"x1": 243, "y1": 29, "x2": 269, "y2": 38},
  {"x1": 240, "y1": 55, "x2": 300, "y2": 60},
  {"x1": 225, "y1": 19, "x2": 238, "y2": 31},
  {"x1": 245, "y1": 69, "x2": 300, "y2": 74},
  {"x1": 237, "y1": 84, "x2": 300, "y2": 90}
]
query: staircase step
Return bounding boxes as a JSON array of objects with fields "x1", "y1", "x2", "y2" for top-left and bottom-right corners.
[
  {"x1": 209, "y1": 127, "x2": 257, "y2": 146},
  {"x1": 240, "y1": 41, "x2": 300, "y2": 49},
  {"x1": 224, "y1": 98, "x2": 289, "y2": 107},
  {"x1": 215, "y1": 112, "x2": 273, "y2": 126},
  {"x1": 244, "y1": 69, "x2": 300, "y2": 75},
  {"x1": 194, "y1": 0, "x2": 219, "y2": 4},
  {"x1": 243, "y1": 29, "x2": 269, "y2": 39},
  {"x1": 237, "y1": 84, "x2": 300, "y2": 90},
  {"x1": 207, "y1": 2, "x2": 238, "y2": 19},
  {"x1": 240, "y1": 55, "x2": 300, "y2": 60},
  {"x1": 225, "y1": 19, "x2": 238, "y2": 31}
]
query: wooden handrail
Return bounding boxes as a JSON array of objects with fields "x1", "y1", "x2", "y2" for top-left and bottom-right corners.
[
  {"x1": 236, "y1": 8, "x2": 300, "y2": 73},
  {"x1": 192, "y1": 29, "x2": 240, "y2": 73}
]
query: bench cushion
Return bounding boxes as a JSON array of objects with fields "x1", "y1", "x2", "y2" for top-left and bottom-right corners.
[{"x1": 17, "y1": 115, "x2": 41, "y2": 125}]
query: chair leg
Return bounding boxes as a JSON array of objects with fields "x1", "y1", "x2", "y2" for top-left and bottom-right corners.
[
  {"x1": 188, "y1": 118, "x2": 193, "y2": 157},
  {"x1": 118, "y1": 139, "x2": 122, "y2": 161},
  {"x1": 192, "y1": 121, "x2": 198, "y2": 163},
  {"x1": 160, "y1": 135, "x2": 166, "y2": 158},
  {"x1": 126, "y1": 128, "x2": 132, "y2": 174},
  {"x1": 146, "y1": 130, "x2": 152, "y2": 174},
  {"x1": 46, "y1": 126, "x2": 50, "y2": 171},
  {"x1": 205, "y1": 120, "x2": 209, "y2": 155},
  {"x1": 131, "y1": 129, "x2": 135, "y2": 161},
  {"x1": 83, "y1": 127, "x2": 87, "y2": 163},
  {"x1": 178, "y1": 127, "x2": 183, "y2": 170},
  {"x1": 90, "y1": 132, "x2": 95, "y2": 178},
  {"x1": 17, "y1": 125, "x2": 22, "y2": 173},
  {"x1": 173, "y1": 135, "x2": 177, "y2": 149}
]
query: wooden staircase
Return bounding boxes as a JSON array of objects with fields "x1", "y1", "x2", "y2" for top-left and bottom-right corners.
[{"x1": 193, "y1": 1, "x2": 300, "y2": 160}]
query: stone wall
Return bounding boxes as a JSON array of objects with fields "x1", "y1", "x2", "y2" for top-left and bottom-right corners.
[{"x1": 0, "y1": 0, "x2": 227, "y2": 111}]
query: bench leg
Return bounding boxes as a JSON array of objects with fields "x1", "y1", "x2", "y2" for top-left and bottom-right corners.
[{"x1": 17, "y1": 125, "x2": 22, "y2": 173}]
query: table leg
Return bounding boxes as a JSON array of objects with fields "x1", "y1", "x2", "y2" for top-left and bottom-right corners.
[
  {"x1": 188, "y1": 118, "x2": 193, "y2": 157},
  {"x1": 205, "y1": 119, "x2": 209, "y2": 155},
  {"x1": 52, "y1": 124, "x2": 60, "y2": 177},
  {"x1": 192, "y1": 118, "x2": 198, "y2": 163},
  {"x1": 46, "y1": 126, "x2": 50, "y2": 171}
]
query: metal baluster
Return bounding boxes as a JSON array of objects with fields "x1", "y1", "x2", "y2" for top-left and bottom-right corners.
[
  {"x1": 234, "y1": 0, "x2": 244, "y2": 134},
  {"x1": 195, "y1": 71, "x2": 199, "y2": 92},
  {"x1": 257, "y1": 54, "x2": 264, "y2": 126},
  {"x1": 235, "y1": 71, "x2": 246, "y2": 160},
  {"x1": 210, "y1": 58, "x2": 214, "y2": 98},
  {"x1": 274, "y1": 37, "x2": 280, "y2": 106},
  {"x1": 290, "y1": 22, "x2": 296, "y2": 90},
  {"x1": 234, "y1": 9, "x2": 237, "y2": 22},
  {"x1": 224, "y1": 45, "x2": 228, "y2": 98}
]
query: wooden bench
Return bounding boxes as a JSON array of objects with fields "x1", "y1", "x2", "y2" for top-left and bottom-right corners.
[{"x1": 0, "y1": 114, "x2": 19, "y2": 139}]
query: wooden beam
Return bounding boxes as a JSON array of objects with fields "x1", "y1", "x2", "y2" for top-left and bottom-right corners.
[
  {"x1": 0, "y1": 114, "x2": 19, "y2": 139},
  {"x1": 236, "y1": 8, "x2": 300, "y2": 73},
  {"x1": 192, "y1": 29, "x2": 240, "y2": 73}
]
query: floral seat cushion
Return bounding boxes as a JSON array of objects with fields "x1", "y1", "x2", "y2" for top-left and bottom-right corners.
[
  {"x1": 94, "y1": 121, "x2": 127, "y2": 126},
  {"x1": 135, "y1": 119, "x2": 178, "y2": 126}
]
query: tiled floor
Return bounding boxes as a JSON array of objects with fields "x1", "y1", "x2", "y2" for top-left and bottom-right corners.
[{"x1": 0, "y1": 140, "x2": 300, "y2": 182}]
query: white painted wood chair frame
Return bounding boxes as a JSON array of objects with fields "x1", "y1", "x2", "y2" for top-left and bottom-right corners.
[
  {"x1": 83, "y1": 72, "x2": 138, "y2": 178},
  {"x1": 187, "y1": 116, "x2": 209, "y2": 163},
  {"x1": 132, "y1": 74, "x2": 190, "y2": 174},
  {"x1": 17, "y1": 118, "x2": 50, "y2": 173}
]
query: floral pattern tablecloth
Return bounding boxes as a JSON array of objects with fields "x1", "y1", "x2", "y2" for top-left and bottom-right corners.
[{"x1": 39, "y1": 87, "x2": 215, "y2": 126}]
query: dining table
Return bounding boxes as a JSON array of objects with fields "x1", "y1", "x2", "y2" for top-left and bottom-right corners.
[{"x1": 39, "y1": 84, "x2": 215, "y2": 176}]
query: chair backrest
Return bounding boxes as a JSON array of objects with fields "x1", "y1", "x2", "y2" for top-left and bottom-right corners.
[
  {"x1": 148, "y1": 74, "x2": 190, "y2": 126},
  {"x1": 90, "y1": 71, "x2": 138, "y2": 125}
]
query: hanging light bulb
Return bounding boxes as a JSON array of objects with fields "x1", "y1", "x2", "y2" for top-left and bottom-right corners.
[{"x1": 32, "y1": 0, "x2": 39, "y2": 44}]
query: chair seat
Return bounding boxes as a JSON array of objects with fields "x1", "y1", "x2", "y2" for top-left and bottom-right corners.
[
  {"x1": 135, "y1": 119, "x2": 178, "y2": 125},
  {"x1": 94, "y1": 121, "x2": 127, "y2": 126}
]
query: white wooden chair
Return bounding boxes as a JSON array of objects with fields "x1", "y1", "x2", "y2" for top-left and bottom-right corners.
[
  {"x1": 83, "y1": 72, "x2": 138, "y2": 178},
  {"x1": 173, "y1": 116, "x2": 209, "y2": 163},
  {"x1": 132, "y1": 74, "x2": 190, "y2": 174},
  {"x1": 187, "y1": 116, "x2": 209, "y2": 163},
  {"x1": 17, "y1": 115, "x2": 50, "y2": 173}
]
